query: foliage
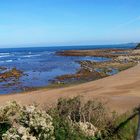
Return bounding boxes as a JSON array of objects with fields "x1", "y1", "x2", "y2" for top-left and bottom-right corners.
[
  {"x1": 107, "y1": 112, "x2": 138, "y2": 140},
  {"x1": 48, "y1": 96, "x2": 115, "y2": 140},
  {"x1": 0, "y1": 101, "x2": 54, "y2": 140},
  {"x1": 56, "y1": 97, "x2": 116, "y2": 132},
  {"x1": 48, "y1": 96, "x2": 138, "y2": 140},
  {"x1": 0, "y1": 97, "x2": 138, "y2": 140}
]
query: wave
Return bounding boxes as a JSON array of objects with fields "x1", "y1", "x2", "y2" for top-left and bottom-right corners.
[
  {"x1": 0, "y1": 53, "x2": 12, "y2": 58},
  {"x1": 0, "y1": 60, "x2": 13, "y2": 63},
  {"x1": 21, "y1": 54, "x2": 41, "y2": 58},
  {"x1": 42, "y1": 51, "x2": 54, "y2": 54},
  {"x1": 0, "y1": 51, "x2": 54, "y2": 58},
  {"x1": 0, "y1": 53, "x2": 10, "y2": 55},
  {"x1": 0, "y1": 55, "x2": 11, "y2": 58},
  {"x1": 6, "y1": 60, "x2": 13, "y2": 62}
]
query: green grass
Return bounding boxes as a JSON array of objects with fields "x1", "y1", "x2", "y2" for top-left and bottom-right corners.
[{"x1": 105, "y1": 112, "x2": 138, "y2": 140}]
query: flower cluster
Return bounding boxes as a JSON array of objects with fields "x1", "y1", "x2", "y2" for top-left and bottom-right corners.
[
  {"x1": 0, "y1": 101, "x2": 21, "y2": 122},
  {"x1": 75, "y1": 122, "x2": 99, "y2": 137},
  {"x1": 0, "y1": 99, "x2": 102, "y2": 140},
  {"x1": 20, "y1": 105, "x2": 55, "y2": 140},
  {"x1": 2, "y1": 126, "x2": 36, "y2": 140},
  {"x1": 1, "y1": 102, "x2": 55, "y2": 140}
]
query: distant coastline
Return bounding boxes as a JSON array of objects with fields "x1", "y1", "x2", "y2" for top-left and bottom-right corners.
[{"x1": 0, "y1": 42, "x2": 137, "y2": 51}]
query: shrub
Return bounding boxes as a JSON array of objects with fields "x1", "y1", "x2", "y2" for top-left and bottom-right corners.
[
  {"x1": 0, "y1": 97, "x2": 138, "y2": 140},
  {"x1": 48, "y1": 96, "x2": 138, "y2": 140},
  {"x1": 48, "y1": 96, "x2": 113, "y2": 139},
  {"x1": 0, "y1": 101, "x2": 54, "y2": 140},
  {"x1": 56, "y1": 96, "x2": 115, "y2": 131}
]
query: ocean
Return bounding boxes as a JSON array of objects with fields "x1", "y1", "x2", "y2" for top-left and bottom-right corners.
[{"x1": 0, "y1": 44, "x2": 135, "y2": 94}]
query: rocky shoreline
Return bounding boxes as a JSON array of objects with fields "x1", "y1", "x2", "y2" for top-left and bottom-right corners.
[
  {"x1": 53, "y1": 48, "x2": 139, "y2": 85},
  {"x1": 0, "y1": 67, "x2": 26, "y2": 92},
  {"x1": 0, "y1": 46, "x2": 140, "y2": 93},
  {"x1": 0, "y1": 67, "x2": 23, "y2": 82},
  {"x1": 56, "y1": 49, "x2": 131, "y2": 58}
]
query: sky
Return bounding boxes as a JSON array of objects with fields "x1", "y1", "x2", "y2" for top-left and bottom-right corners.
[{"x1": 0, "y1": 0, "x2": 140, "y2": 47}]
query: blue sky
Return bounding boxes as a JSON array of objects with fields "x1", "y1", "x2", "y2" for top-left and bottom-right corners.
[{"x1": 0, "y1": 0, "x2": 140, "y2": 47}]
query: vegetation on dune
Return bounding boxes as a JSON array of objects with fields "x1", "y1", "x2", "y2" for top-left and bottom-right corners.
[{"x1": 0, "y1": 97, "x2": 138, "y2": 140}]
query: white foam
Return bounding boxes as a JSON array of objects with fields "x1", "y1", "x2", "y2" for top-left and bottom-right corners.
[
  {"x1": 0, "y1": 53, "x2": 10, "y2": 55},
  {"x1": 0, "y1": 55, "x2": 11, "y2": 58},
  {"x1": 22, "y1": 54, "x2": 41, "y2": 58},
  {"x1": 5, "y1": 60, "x2": 13, "y2": 62},
  {"x1": 0, "y1": 53, "x2": 11, "y2": 58},
  {"x1": 41, "y1": 51, "x2": 54, "y2": 55},
  {"x1": 0, "y1": 60, "x2": 13, "y2": 63}
]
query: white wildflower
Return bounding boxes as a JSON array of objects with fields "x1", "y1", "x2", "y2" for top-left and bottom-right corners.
[
  {"x1": 75, "y1": 122, "x2": 99, "y2": 137},
  {"x1": 1, "y1": 101, "x2": 55, "y2": 140}
]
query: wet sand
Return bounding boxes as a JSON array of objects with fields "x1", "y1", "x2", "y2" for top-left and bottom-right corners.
[{"x1": 0, "y1": 64, "x2": 140, "y2": 113}]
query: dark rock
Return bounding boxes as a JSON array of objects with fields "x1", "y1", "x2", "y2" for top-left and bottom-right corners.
[{"x1": 134, "y1": 43, "x2": 140, "y2": 49}]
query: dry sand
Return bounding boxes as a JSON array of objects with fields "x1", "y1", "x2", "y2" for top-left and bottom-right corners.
[{"x1": 0, "y1": 64, "x2": 140, "y2": 113}]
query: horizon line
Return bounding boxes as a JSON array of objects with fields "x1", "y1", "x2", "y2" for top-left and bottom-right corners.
[{"x1": 0, "y1": 42, "x2": 137, "y2": 49}]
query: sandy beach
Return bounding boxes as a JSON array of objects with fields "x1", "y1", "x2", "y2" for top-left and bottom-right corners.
[{"x1": 0, "y1": 63, "x2": 140, "y2": 114}]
